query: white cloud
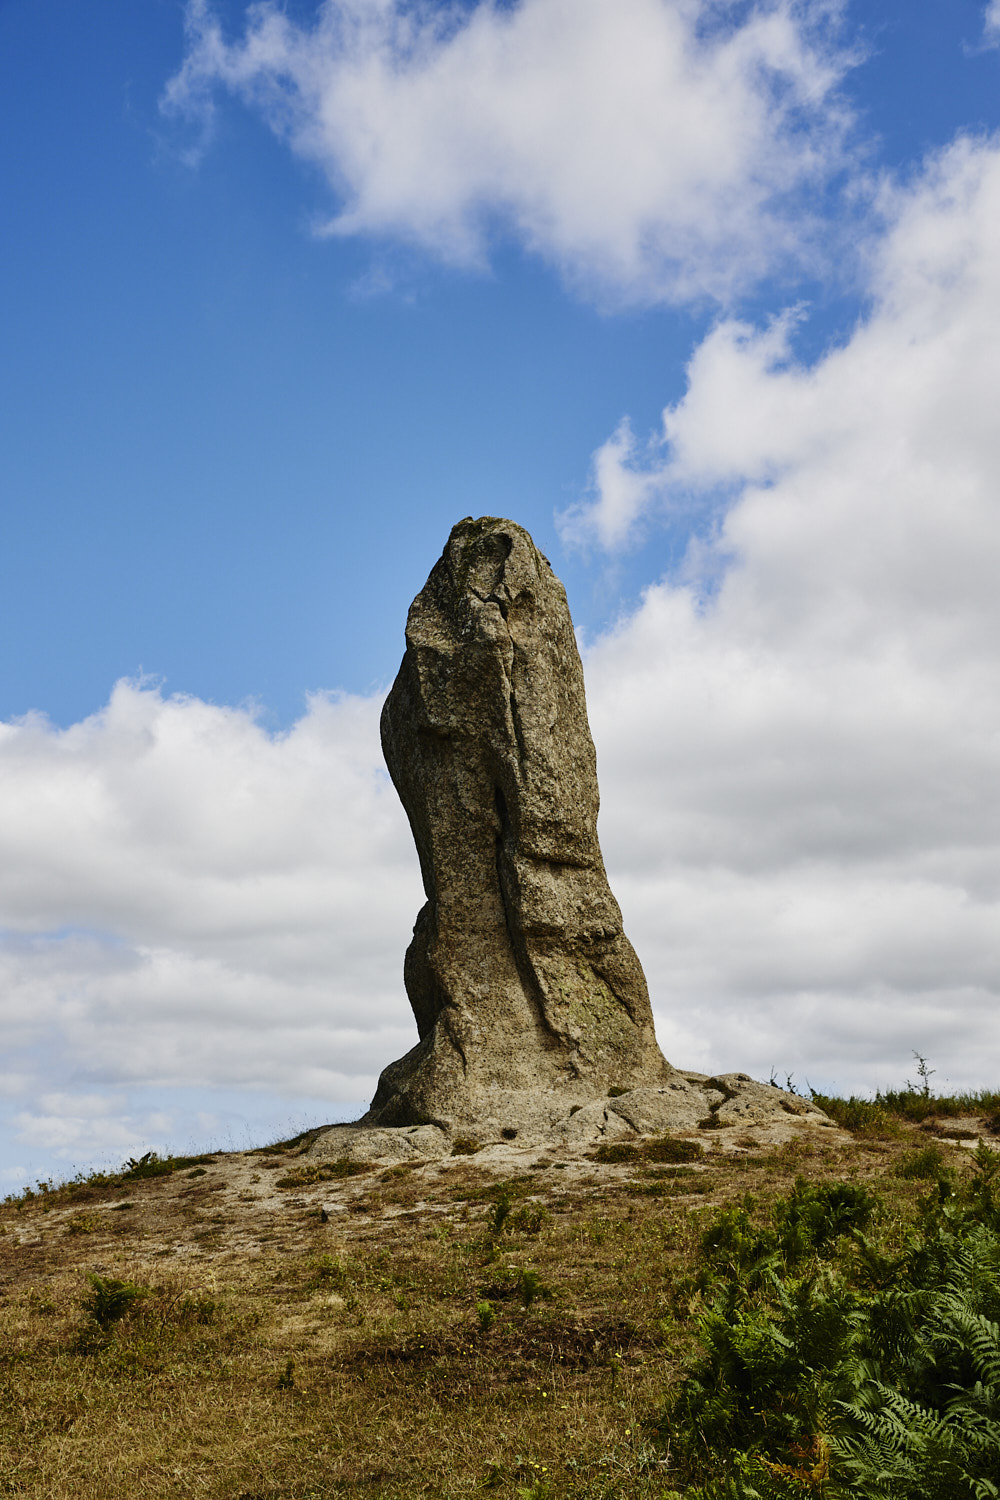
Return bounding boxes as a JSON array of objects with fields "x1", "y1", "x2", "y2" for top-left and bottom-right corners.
[
  {"x1": 0, "y1": 682, "x2": 421, "y2": 1167},
  {"x1": 164, "y1": 0, "x2": 856, "y2": 304},
  {"x1": 985, "y1": 1, "x2": 1000, "y2": 46},
  {"x1": 568, "y1": 134, "x2": 1000, "y2": 1090}
]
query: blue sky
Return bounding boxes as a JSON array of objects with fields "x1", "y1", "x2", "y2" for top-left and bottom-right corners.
[
  {"x1": 3, "y1": 0, "x2": 1000, "y2": 1184},
  {"x1": 4, "y1": 0, "x2": 701, "y2": 724},
  {"x1": 5, "y1": 0, "x2": 996, "y2": 728}
]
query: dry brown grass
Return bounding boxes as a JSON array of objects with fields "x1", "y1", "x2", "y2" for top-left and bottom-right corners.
[{"x1": 0, "y1": 1118, "x2": 991, "y2": 1498}]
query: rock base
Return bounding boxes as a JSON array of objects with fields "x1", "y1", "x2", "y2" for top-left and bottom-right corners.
[{"x1": 307, "y1": 1073, "x2": 836, "y2": 1166}]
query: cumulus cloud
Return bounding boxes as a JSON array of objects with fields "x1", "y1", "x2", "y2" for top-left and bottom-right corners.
[
  {"x1": 163, "y1": 0, "x2": 856, "y2": 303},
  {"x1": 0, "y1": 683, "x2": 421, "y2": 1169},
  {"x1": 566, "y1": 134, "x2": 1000, "y2": 1089}
]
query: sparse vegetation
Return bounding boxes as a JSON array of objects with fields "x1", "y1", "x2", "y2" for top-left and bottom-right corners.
[
  {"x1": 810, "y1": 1072, "x2": 1000, "y2": 1136},
  {"x1": 80, "y1": 1272, "x2": 148, "y2": 1330},
  {"x1": 1, "y1": 1075, "x2": 997, "y2": 1497},
  {"x1": 275, "y1": 1157, "x2": 372, "y2": 1188},
  {"x1": 895, "y1": 1141, "x2": 951, "y2": 1180},
  {"x1": 121, "y1": 1150, "x2": 218, "y2": 1180},
  {"x1": 593, "y1": 1134, "x2": 702, "y2": 1165},
  {"x1": 451, "y1": 1136, "x2": 483, "y2": 1155}
]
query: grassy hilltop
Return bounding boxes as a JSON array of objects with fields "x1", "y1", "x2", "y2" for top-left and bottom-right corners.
[{"x1": 2, "y1": 1081, "x2": 999, "y2": 1499}]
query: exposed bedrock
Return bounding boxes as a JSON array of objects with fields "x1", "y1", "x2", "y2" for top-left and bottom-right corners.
[
  {"x1": 363, "y1": 515, "x2": 673, "y2": 1137},
  {"x1": 309, "y1": 1074, "x2": 834, "y2": 1165}
]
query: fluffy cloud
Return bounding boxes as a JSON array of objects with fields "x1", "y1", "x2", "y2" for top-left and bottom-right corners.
[
  {"x1": 985, "y1": 1, "x2": 1000, "y2": 46},
  {"x1": 0, "y1": 684, "x2": 421, "y2": 1170},
  {"x1": 570, "y1": 135, "x2": 1000, "y2": 558},
  {"x1": 164, "y1": 0, "x2": 855, "y2": 303},
  {"x1": 568, "y1": 135, "x2": 1000, "y2": 1088}
]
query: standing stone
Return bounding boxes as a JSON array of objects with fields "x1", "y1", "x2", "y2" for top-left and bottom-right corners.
[{"x1": 364, "y1": 517, "x2": 672, "y2": 1137}]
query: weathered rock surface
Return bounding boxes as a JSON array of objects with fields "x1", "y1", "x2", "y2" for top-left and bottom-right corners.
[
  {"x1": 364, "y1": 515, "x2": 672, "y2": 1135},
  {"x1": 306, "y1": 515, "x2": 836, "y2": 1163},
  {"x1": 308, "y1": 1124, "x2": 451, "y2": 1167},
  {"x1": 305, "y1": 1075, "x2": 835, "y2": 1166},
  {"x1": 550, "y1": 1073, "x2": 829, "y2": 1151}
]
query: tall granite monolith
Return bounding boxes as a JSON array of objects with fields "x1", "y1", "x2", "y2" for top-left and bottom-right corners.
[{"x1": 364, "y1": 516, "x2": 673, "y2": 1136}]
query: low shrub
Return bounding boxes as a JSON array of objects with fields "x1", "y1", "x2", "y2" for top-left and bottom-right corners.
[
  {"x1": 697, "y1": 1178, "x2": 877, "y2": 1289},
  {"x1": 809, "y1": 1092, "x2": 898, "y2": 1137},
  {"x1": 509, "y1": 1204, "x2": 549, "y2": 1235},
  {"x1": 451, "y1": 1137, "x2": 482, "y2": 1156},
  {"x1": 645, "y1": 1137, "x2": 703, "y2": 1164},
  {"x1": 517, "y1": 1268, "x2": 553, "y2": 1308},
  {"x1": 81, "y1": 1274, "x2": 148, "y2": 1331},
  {"x1": 308, "y1": 1254, "x2": 350, "y2": 1291},
  {"x1": 64, "y1": 1213, "x2": 109, "y2": 1235},
  {"x1": 593, "y1": 1135, "x2": 702, "y2": 1165},
  {"x1": 895, "y1": 1143, "x2": 951, "y2": 1179},
  {"x1": 661, "y1": 1148, "x2": 1000, "y2": 1497},
  {"x1": 121, "y1": 1151, "x2": 217, "y2": 1181},
  {"x1": 812, "y1": 1067, "x2": 1000, "y2": 1136},
  {"x1": 276, "y1": 1159, "x2": 371, "y2": 1188},
  {"x1": 592, "y1": 1141, "x2": 644, "y2": 1163},
  {"x1": 490, "y1": 1190, "x2": 515, "y2": 1236}
]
